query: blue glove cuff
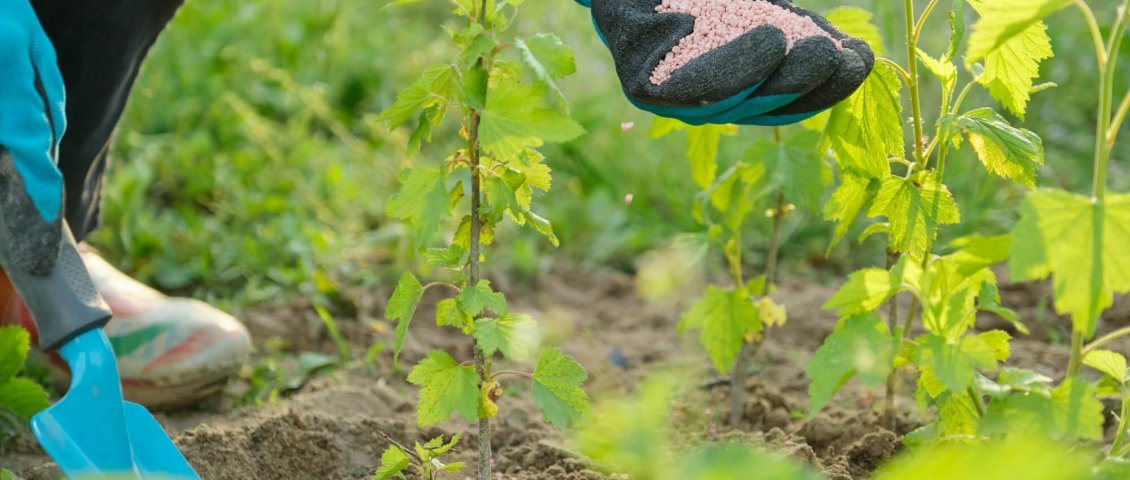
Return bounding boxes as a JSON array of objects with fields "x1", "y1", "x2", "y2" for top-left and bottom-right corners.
[
  {"x1": 574, "y1": 0, "x2": 590, "y2": 7},
  {"x1": 0, "y1": 2, "x2": 67, "y2": 223}
]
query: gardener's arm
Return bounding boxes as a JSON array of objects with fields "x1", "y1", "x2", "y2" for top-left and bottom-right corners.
[
  {"x1": 0, "y1": 0, "x2": 68, "y2": 275},
  {"x1": 0, "y1": 0, "x2": 117, "y2": 350}
]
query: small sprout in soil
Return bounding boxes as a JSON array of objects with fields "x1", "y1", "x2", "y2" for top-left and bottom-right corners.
[{"x1": 373, "y1": 431, "x2": 465, "y2": 480}]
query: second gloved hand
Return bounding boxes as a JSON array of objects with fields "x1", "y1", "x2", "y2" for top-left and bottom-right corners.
[
  {"x1": 579, "y1": 0, "x2": 874, "y2": 126},
  {"x1": 0, "y1": 0, "x2": 68, "y2": 276}
]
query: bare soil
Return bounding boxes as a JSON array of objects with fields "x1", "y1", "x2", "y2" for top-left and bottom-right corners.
[{"x1": 3, "y1": 263, "x2": 1126, "y2": 479}]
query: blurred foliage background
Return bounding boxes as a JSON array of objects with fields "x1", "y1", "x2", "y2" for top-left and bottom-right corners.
[{"x1": 88, "y1": 0, "x2": 1130, "y2": 313}]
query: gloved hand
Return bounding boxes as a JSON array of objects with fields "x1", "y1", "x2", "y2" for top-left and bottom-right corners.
[
  {"x1": 0, "y1": 0, "x2": 68, "y2": 276},
  {"x1": 577, "y1": 0, "x2": 874, "y2": 126}
]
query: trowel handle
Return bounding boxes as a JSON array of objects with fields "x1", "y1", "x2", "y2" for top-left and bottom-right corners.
[{"x1": 0, "y1": 222, "x2": 111, "y2": 351}]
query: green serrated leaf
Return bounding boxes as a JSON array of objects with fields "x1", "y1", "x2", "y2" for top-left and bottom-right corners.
[
  {"x1": 945, "y1": 234, "x2": 1012, "y2": 276},
  {"x1": 744, "y1": 130, "x2": 826, "y2": 213},
  {"x1": 532, "y1": 348, "x2": 588, "y2": 429},
  {"x1": 965, "y1": 0, "x2": 1068, "y2": 65},
  {"x1": 515, "y1": 34, "x2": 575, "y2": 106},
  {"x1": 937, "y1": 391, "x2": 980, "y2": 436},
  {"x1": 807, "y1": 313, "x2": 895, "y2": 414},
  {"x1": 649, "y1": 117, "x2": 685, "y2": 139},
  {"x1": 866, "y1": 172, "x2": 961, "y2": 259},
  {"x1": 441, "y1": 462, "x2": 466, "y2": 473},
  {"x1": 378, "y1": 64, "x2": 456, "y2": 129},
  {"x1": 372, "y1": 445, "x2": 411, "y2": 480},
  {"x1": 824, "y1": 174, "x2": 877, "y2": 250},
  {"x1": 473, "y1": 313, "x2": 539, "y2": 360},
  {"x1": 916, "y1": 335, "x2": 997, "y2": 394},
  {"x1": 478, "y1": 81, "x2": 584, "y2": 158},
  {"x1": 436, "y1": 298, "x2": 473, "y2": 332},
  {"x1": 916, "y1": 366, "x2": 948, "y2": 402},
  {"x1": 1050, "y1": 379, "x2": 1104, "y2": 440},
  {"x1": 977, "y1": 281, "x2": 1027, "y2": 334},
  {"x1": 407, "y1": 351, "x2": 480, "y2": 426},
  {"x1": 977, "y1": 21, "x2": 1053, "y2": 119},
  {"x1": 823, "y1": 266, "x2": 905, "y2": 317},
  {"x1": 0, "y1": 378, "x2": 49, "y2": 419},
  {"x1": 483, "y1": 175, "x2": 522, "y2": 220},
  {"x1": 945, "y1": 0, "x2": 966, "y2": 62},
  {"x1": 917, "y1": 49, "x2": 956, "y2": 93},
  {"x1": 978, "y1": 330, "x2": 1011, "y2": 362},
  {"x1": 386, "y1": 272, "x2": 424, "y2": 365},
  {"x1": 456, "y1": 280, "x2": 507, "y2": 317},
  {"x1": 0, "y1": 326, "x2": 30, "y2": 382},
  {"x1": 386, "y1": 167, "x2": 450, "y2": 247},
  {"x1": 678, "y1": 286, "x2": 761, "y2": 374},
  {"x1": 957, "y1": 108, "x2": 1044, "y2": 186},
  {"x1": 1084, "y1": 349, "x2": 1128, "y2": 383},
  {"x1": 515, "y1": 152, "x2": 551, "y2": 191},
  {"x1": 826, "y1": 63, "x2": 901, "y2": 179},
  {"x1": 1010, "y1": 190, "x2": 1130, "y2": 337},
  {"x1": 429, "y1": 432, "x2": 462, "y2": 457},
  {"x1": 686, "y1": 124, "x2": 738, "y2": 189},
  {"x1": 425, "y1": 245, "x2": 466, "y2": 268},
  {"x1": 522, "y1": 211, "x2": 560, "y2": 247}
]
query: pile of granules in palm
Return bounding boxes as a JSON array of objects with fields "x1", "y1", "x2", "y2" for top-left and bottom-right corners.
[{"x1": 651, "y1": 0, "x2": 838, "y2": 85}]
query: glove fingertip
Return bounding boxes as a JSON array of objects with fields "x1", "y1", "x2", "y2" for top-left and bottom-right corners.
[
  {"x1": 758, "y1": 46, "x2": 869, "y2": 120},
  {"x1": 750, "y1": 34, "x2": 841, "y2": 97}
]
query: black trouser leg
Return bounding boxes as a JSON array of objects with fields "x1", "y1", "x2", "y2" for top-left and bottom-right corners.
[{"x1": 30, "y1": 0, "x2": 185, "y2": 241}]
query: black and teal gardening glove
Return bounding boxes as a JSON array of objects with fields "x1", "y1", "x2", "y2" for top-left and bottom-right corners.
[
  {"x1": 577, "y1": 0, "x2": 873, "y2": 126},
  {"x1": 0, "y1": 0, "x2": 69, "y2": 276}
]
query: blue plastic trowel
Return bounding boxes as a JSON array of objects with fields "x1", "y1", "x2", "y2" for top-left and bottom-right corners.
[{"x1": 0, "y1": 223, "x2": 199, "y2": 479}]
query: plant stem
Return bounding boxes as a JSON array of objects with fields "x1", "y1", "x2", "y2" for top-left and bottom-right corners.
[
  {"x1": 1083, "y1": 325, "x2": 1130, "y2": 357},
  {"x1": 469, "y1": 2, "x2": 491, "y2": 478},
  {"x1": 763, "y1": 195, "x2": 784, "y2": 293},
  {"x1": 878, "y1": 57, "x2": 913, "y2": 87},
  {"x1": 1093, "y1": 0, "x2": 1130, "y2": 203},
  {"x1": 904, "y1": 0, "x2": 926, "y2": 166},
  {"x1": 469, "y1": 117, "x2": 493, "y2": 480},
  {"x1": 730, "y1": 128, "x2": 786, "y2": 428},
  {"x1": 1074, "y1": 0, "x2": 1108, "y2": 70},
  {"x1": 1110, "y1": 90, "x2": 1130, "y2": 146},
  {"x1": 884, "y1": 252, "x2": 900, "y2": 425},
  {"x1": 884, "y1": 0, "x2": 932, "y2": 424},
  {"x1": 912, "y1": 0, "x2": 942, "y2": 44},
  {"x1": 1110, "y1": 394, "x2": 1130, "y2": 456},
  {"x1": 490, "y1": 370, "x2": 533, "y2": 380},
  {"x1": 966, "y1": 384, "x2": 986, "y2": 417},
  {"x1": 1067, "y1": 328, "x2": 1085, "y2": 379}
]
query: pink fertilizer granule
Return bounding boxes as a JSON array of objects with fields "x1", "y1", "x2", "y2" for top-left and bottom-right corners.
[{"x1": 651, "y1": 0, "x2": 838, "y2": 85}]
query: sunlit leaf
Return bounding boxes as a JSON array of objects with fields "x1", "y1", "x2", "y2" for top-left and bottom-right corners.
[
  {"x1": 807, "y1": 313, "x2": 894, "y2": 414},
  {"x1": 1010, "y1": 191, "x2": 1130, "y2": 337}
]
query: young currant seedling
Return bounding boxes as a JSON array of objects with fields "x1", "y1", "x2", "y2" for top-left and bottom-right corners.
[
  {"x1": 379, "y1": 0, "x2": 589, "y2": 478},
  {"x1": 650, "y1": 115, "x2": 827, "y2": 427},
  {"x1": 0, "y1": 325, "x2": 50, "y2": 443},
  {"x1": 807, "y1": 0, "x2": 1066, "y2": 440},
  {"x1": 1007, "y1": 0, "x2": 1130, "y2": 464},
  {"x1": 372, "y1": 432, "x2": 464, "y2": 480}
]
